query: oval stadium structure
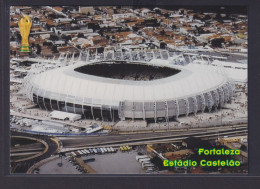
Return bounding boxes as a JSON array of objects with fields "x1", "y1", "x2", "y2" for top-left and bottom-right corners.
[{"x1": 23, "y1": 60, "x2": 234, "y2": 122}]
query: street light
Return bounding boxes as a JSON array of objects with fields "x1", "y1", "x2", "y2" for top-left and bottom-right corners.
[{"x1": 58, "y1": 152, "x2": 63, "y2": 167}]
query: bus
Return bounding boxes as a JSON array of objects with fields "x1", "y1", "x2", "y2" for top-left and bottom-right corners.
[
  {"x1": 142, "y1": 163, "x2": 155, "y2": 169},
  {"x1": 96, "y1": 148, "x2": 102, "y2": 154},
  {"x1": 81, "y1": 150, "x2": 87, "y2": 155},
  {"x1": 109, "y1": 147, "x2": 114, "y2": 153},
  {"x1": 136, "y1": 155, "x2": 148, "y2": 161},
  {"x1": 93, "y1": 149, "x2": 98, "y2": 154},
  {"x1": 89, "y1": 149, "x2": 94, "y2": 154},
  {"x1": 77, "y1": 150, "x2": 83, "y2": 155},
  {"x1": 107, "y1": 147, "x2": 111, "y2": 153},
  {"x1": 139, "y1": 158, "x2": 151, "y2": 163},
  {"x1": 71, "y1": 152, "x2": 77, "y2": 156},
  {"x1": 141, "y1": 161, "x2": 152, "y2": 167}
]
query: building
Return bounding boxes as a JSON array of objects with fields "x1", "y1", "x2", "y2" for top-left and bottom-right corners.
[
  {"x1": 79, "y1": 6, "x2": 95, "y2": 15},
  {"x1": 112, "y1": 13, "x2": 134, "y2": 20},
  {"x1": 23, "y1": 60, "x2": 233, "y2": 122}
]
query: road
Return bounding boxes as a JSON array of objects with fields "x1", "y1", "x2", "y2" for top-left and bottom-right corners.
[
  {"x1": 59, "y1": 124, "x2": 247, "y2": 149},
  {"x1": 10, "y1": 124, "x2": 247, "y2": 173},
  {"x1": 11, "y1": 131, "x2": 58, "y2": 173}
]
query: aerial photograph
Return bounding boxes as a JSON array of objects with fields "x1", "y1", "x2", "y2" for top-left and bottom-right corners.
[{"x1": 9, "y1": 6, "x2": 248, "y2": 174}]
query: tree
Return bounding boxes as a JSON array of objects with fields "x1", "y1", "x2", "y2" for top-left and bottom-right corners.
[
  {"x1": 133, "y1": 26, "x2": 138, "y2": 32},
  {"x1": 240, "y1": 144, "x2": 247, "y2": 152},
  {"x1": 10, "y1": 35, "x2": 15, "y2": 41},
  {"x1": 215, "y1": 13, "x2": 222, "y2": 21},
  {"x1": 160, "y1": 41, "x2": 167, "y2": 49},
  {"x1": 193, "y1": 39, "x2": 198, "y2": 45},
  {"x1": 43, "y1": 42, "x2": 53, "y2": 46},
  {"x1": 62, "y1": 7, "x2": 68, "y2": 13},
  {"x1": 36, "y1": 44, "x2": 41, "y2": 55},
  {"x1": 99, "y1": 29, "x2": 104, "y2": 36},
  {"x1": 204, "y1": 14, "x2": 211, "y2": 20},
  {"x1": 154, "y1": 9, "x2": 161, "y2": 15},
  {"x1": 160, "y1": 30, "x2": 165, "y2": 35},
  {"x1": 211, "y1": 38, "x2": 225, "y2": 48},
  {"x1": 164, "y1": 13, "x2": 169, "y2": 19},
  {"x1": 52, "y1": 45, "x2": 59, "y2": 53},
  {"x1": 50, "y1": 34, "x2": 59, "y2": 41},
  {"x1": 70, "y1": 19, "x2": 77, "y2": 24},
  {"x1": 48, "y1": 14, "x2": 57, "y2": 19},
  {"x1": 87, "y1": 23, "x2": 100, "y2": 32},
  {"x1": 225, "y1": 12, "x2": 231, "y2": 19},
  {"x1": 77, "y1": 33, "x2": 85, "y2": 38},
  {"x1": 16, "y1": 32, "x2": 21, "y2": 43},
  {"x1": 45, "y1": 24, "x2": 51, "y2": 30},
  {"x1": 172, "y1": 25, "x2": 177, "y2": 30},
  {"x1": 97, "y1": 47, "x2": 104, "y2": 53},
  {"x1": 193, "y1": 14, "x2": 199, "y2": 20},
  {"x1": 61, "y1": 35, "x2": 72, "y2": 41}
]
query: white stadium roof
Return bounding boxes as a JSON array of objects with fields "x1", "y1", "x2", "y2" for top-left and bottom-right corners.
[{"x1": 25, "y1": 61, "x2": 229, "y2": 107}]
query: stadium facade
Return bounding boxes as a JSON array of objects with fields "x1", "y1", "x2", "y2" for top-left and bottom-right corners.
[{"x1": 23, "y1": 60, "x2": 234, "y2": 122}]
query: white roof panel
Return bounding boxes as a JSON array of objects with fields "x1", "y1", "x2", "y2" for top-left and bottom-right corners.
[{"x1": 27, "y1": 61, "x2": 232, "y2": 106}]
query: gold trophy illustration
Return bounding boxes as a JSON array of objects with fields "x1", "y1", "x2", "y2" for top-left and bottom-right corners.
[{"x1": 18, "y1": 15, "x2": 32, "y2": 52}]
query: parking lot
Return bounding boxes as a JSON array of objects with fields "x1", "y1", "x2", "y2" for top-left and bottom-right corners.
[
  {"x1": 37, "y1": 148, "x2": 147, "y2": 174},
  {"x1": 81, "y1": 150, "x2": 146, "y2": 174},
  {"x1": 38, "y1": 157, "x2": 82, "y2": 174}
]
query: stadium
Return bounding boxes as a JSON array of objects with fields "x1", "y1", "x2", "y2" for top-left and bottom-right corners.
[{"x1": 23, "y1": 60, "x2": 234, "y2": 122}]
